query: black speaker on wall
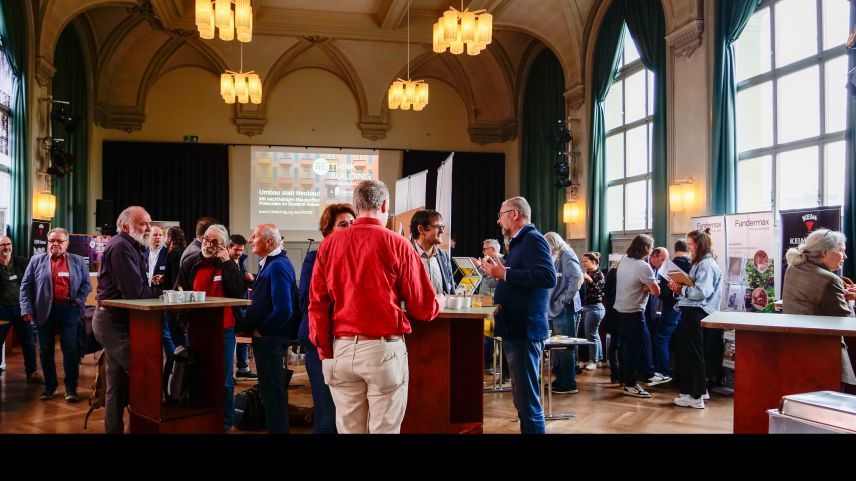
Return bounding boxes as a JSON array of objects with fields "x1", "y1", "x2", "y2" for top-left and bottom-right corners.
[{"x1": 96, "y1": 199, "x2": 116, "y2": 235}]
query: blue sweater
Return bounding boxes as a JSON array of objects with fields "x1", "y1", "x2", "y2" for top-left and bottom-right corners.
[
  {"x1": 494, "y1": 224, "x2": 558, "y2": 340},
  {"x1": 297, "y1": 250, "x2": 317, "y2": 346},
  {"x1": 244, "y1": 251, "x2": 296, "y2": 337}
]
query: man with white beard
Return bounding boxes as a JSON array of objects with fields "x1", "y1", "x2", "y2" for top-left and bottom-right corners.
[
  {"x1": 175, "y1": 224, "x2": 246, "y2": 432},
  {"x1": 93, "y1": 206, "x2": 165, "y2": 434}
]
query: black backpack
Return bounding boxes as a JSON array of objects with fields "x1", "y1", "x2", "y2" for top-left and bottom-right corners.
[{"x1": 234, "y1": 384, "x2": 266, "y2": 430}]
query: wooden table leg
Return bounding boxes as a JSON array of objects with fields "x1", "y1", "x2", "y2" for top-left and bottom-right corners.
[{"x1": 734, "y1": 331, "x2": 841, "y2": 434}]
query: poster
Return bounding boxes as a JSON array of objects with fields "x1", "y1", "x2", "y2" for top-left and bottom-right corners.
[
  {"x1": 690, "y1": 215, "x2": 727, "y2": 274},
  {"x1": 68, "y1": 234, "x2": 112, "y2": 272},
  {"x1": 725, "y1": 212, "x2": 776, "y2": 313},
  {"x1": 29, "y1": 220, "x2": 50, "y2": 257},
  {"x1": 780, "y1": 206, "x2": 841, "y2": 287}
]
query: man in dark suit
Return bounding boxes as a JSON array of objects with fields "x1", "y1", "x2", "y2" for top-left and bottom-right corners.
[
  {"x1": 145, "y1": 225, "x2": 168, "y2": 286},
  {"x1": 482, "y1": 197, "x2": 557, "y2": 434},
  {"x1": 243, "y1": 223, "x2": 296, "y2": 434},
  {"x1": 410, "y1": 209, "x2": 454, "y2": 295},
  {"x1": 20, "y1": 228, "x2": 92, "y2": 402},
  {"x1": 0, "y1": 235, "x2": 40, "y2": 382}
]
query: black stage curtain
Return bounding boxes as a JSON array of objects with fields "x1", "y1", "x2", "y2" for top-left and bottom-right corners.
[
  {"x1": 102, "y1": 141, "x2": 229, "y2": 236},
  {"x1": 402, "y1": 150, "x2": 505, "y2": 259}
]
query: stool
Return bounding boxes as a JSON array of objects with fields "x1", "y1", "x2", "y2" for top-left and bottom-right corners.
[
  {"x1": 483, "y1": 335, "x2": 511, "y2": 393},
  {"x1": 539, "y1": 338, "x2": 594, "y2": 421}
]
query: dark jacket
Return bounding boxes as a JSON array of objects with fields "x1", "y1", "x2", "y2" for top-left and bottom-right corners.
[
  {"x1": 0, "y1": 255, "x2": 28, "y2": 306},
  {"x1": 658, "y1": 255, "x2": 691, "y2": 312},
  {"x1": 297, "y1": 250, "x2": 317, "y2": 346},
  {"x1": 175, "y1": 251, "x2": 247, "y2": 325},
  {"x1": 494, "y1": 224, "x2": 558, "y2": 340},
  {"x1": 95, "y1": 233, "x2": 162, "y2": 312},
  {"x1": 145, "y1": 246, "x2": 169, "y2": 282},
  {"x1": 163, "y1": 246, "x2": 185, "y2": 291},
  {"x1": 243, "y1": 251, "x2": 297, "y2": 336}
]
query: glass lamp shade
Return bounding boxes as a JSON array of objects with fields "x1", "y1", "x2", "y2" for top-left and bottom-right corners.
[
  {"x1": 220, "y1": 73, "x2": 234, "y2": 98},
  {"x1": 219, "y1": 10, "x2": 235, "y2": 41},
  {"x1": 443, "y1": 10, "x2": 459, "y2": 43},
  {"x1": 461, "y1": 11, "x2": 476, "y2": 44},
  {"x1": 35, "y1": 192, "x2": 56, "y2": 219},
  {"x1": 388, "y1": 81, "x2": 404, "y2": 109},
  {"x1": 196, "y1": 0, "x2": 215, "y2": 39},
  {"x1": 477, "y1": 13, "x2": 493, "y2": 45},
  {"x1": 416, "y1": 82, "x2": 429, "y2": 106},
  {"x1": 248, "y1": 73, "x2": 262, "y2": 104},
  {"x1": 235, "y1": 0, "x2": 252, "y2": 31},
  {"x1": 237, "y1": 12, "x2": 252, "y2": 42},
  {"x1": 433, "y1": 23, "x2": 447, "y2": 53},
  {"x1": 215, "y1": 0, "x2": 231, "y2": 30},
  {"x1": 563, "y1": 202, "x2": 580, "y2": 224},
  {"x1": 450, "y1": 30, "x2": 464, "y2": 55},
  {"x1": 669, "y1": 184, "x2": 685, "y2": 212}
]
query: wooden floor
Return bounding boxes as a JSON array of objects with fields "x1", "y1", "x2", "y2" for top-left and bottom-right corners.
[{"x1": 0, "y1": 345, "x2": 732, "y2": 434}]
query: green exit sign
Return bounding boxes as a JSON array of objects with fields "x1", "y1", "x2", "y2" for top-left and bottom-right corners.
[{"x1": 184, "y1": 135, "x2": 198, "y2": 143}]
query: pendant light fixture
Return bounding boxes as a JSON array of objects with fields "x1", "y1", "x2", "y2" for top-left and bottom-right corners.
[
  {"x1": 388, "y1": 0, "x2": 429, "y2": 111},
  {"x1": 221, "y1": 43, "x2": 262, "y2": 104},
  {"x1": 433, "y1": 1, "x2": 493, "y2": 56},
  {"x1": 196, "y1": 0, "x2": 254, "y2": 43}
]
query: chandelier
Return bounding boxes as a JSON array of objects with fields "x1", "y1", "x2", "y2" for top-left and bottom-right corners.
[
  {"x1": 388, "y1": 0, "x2": 429, "y2": 111},
  {"x1": 221, "y1": 44, "x2": 261, "y2": 104},
  {"x1": 432, "y1": 1, "x2": 493, "y2": 55},
  {"x1": 196, "y1": 0, "x2": 253, "y2": 42}
]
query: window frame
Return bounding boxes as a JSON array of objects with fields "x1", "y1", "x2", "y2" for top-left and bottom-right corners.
[
  {"x1": 604, "y1": 28, "x2": 654, "y2": 234},
  {"x1": 735, "y1": 0, "x2": 848, "y2": 214}
]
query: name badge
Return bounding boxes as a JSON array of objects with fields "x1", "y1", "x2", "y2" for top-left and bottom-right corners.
[
  {"x1": 556, "y1": 272, "x2": 563, "y2": 277},
  {"x1": 159, "y1": 266, "x2": 166, "y2": 271},
  {"x1": 8, "y1": 275, "x2": 17, "y2": 281},
  {"x1": 58, "y1": 272, "x2": 70, "y2": 278},
  {"x1": 213, "y1": 275, "x2": 222, "y2": 282}
]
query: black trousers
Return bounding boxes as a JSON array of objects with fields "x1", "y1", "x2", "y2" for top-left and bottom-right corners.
[
  {"x1": 617, "y1": 312, "x2": 645, "y2": 387},
  {"x1": 676, "y1": 306, "x2": 707, "y2": 398},
  {"x1": 703, "y1": 326, "x2": 725, "y2": 384}
]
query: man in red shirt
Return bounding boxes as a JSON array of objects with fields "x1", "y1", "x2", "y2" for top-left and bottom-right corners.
[
  {"x1": 309, "y1": 179, "x2": 443, "y2": 433},
  {"x1": 175, "y1": 224, "x2": 246, "y2": 432}
]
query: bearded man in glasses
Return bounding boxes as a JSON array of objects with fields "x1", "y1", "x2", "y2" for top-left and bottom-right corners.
[{"x1": 409, "y1": 209, "x2": 455, "y2": 295}]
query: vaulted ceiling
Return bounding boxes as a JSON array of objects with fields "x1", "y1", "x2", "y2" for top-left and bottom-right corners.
[{"x1": 30, "y1": 0, "x2": 701, "y2": 142}]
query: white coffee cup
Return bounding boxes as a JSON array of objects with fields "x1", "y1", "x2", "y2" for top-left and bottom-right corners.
[
  {"x1": 446, "y1": 296, "x2": 463, "y2": 309},
  {"x1": 168, "y1": 291, "x2": 186, "y2": 303},
  {"x1": 193, "y1": 291, "x2": 206, "y2": 302},
  {"x1": 462, "y1": 297, "x2": 472, "y2": 309}
]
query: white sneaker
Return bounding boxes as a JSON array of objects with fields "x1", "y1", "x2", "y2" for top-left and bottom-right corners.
[
  {"x1": 623, "y1": 384, "x2": 652, "y2": 398},
  {"x1": 674, "y1": 395, "x2": 705, "y2": 409},
  {"x1": 585, "y1": 362, "x2": 597, "y2": 371},
  {"x1": 702, "y1": 391, "x2": 710, "y2": 400},
  {"x1": 646, "y1": 373, "x2": 672, "y2": 386}
]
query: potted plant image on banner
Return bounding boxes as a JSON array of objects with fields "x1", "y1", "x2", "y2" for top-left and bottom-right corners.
[{"x1": 744, "y1": 249, "x2": 775, "y2": 313}]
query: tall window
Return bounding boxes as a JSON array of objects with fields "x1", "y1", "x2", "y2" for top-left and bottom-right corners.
[
  {"x1": 735, "y1": 0, "x2": 849, "y2": 214},
  {"x1": 0, "y1": 39, "x2": 14, "y2": 235},
  {"x1": 604, "y1": 27, "x2": 655, "y2": 233}
]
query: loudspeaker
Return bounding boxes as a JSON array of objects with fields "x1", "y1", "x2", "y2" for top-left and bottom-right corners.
[{"x1": 96, "y1": 199, "x2": 115, "y2": 233}]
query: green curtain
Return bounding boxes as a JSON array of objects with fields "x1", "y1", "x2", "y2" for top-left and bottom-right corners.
[
  {"x1": 0, "y1": 0, "x2": 30, "y2": 254},
  {"x1": 710, "y1": 0, "x2": 762, "y2": 215},
  {"x1": 51, "y1": 25, "x2": 89, "y2": 232},
  {"x1": 622, "y1": 0, "x2": 667, "y2": 246},
  {"x1": 844, "y1": 0, "x2": 856, "y2": 278},
  {"x1": 587, "y1": 2, "x2": 625, "y2": 259},
  {"x1": 521, "y1": 49, "x2": 565, "y2": 235}
]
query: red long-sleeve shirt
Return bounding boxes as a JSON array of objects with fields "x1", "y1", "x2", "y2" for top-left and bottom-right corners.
[{"x1": 309, "y1": 217, "x2": 440, "y2": 360}]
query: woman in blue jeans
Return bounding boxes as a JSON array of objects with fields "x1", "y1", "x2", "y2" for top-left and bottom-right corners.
[
  {"x1": 544, "y1": 232, "x2": 584, "y2": 394},
  {"x1": 580, "y1": 252, "x2": 606, "y2": 370},
  {"x1": 297, "y1": 203, "x2": 356, "y2": 433}
]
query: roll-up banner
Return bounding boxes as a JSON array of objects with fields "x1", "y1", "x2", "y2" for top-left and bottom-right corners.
[
  {"x1": 725, "y1": 212, "x2": 776, "y2": 313},
  {"x1": 780, "y1": 206, "x2": 842, "y2": 287},
  {"x1": 690, "y1": 215, "x2": 727, "y2": 274}
]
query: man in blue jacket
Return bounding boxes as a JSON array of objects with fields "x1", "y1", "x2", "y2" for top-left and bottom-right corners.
[
  {"x1": 243, "y1": 223, "x2": 296, "y2": 434},
  {"x1": 20, "y1": 227, "x2": 92, "y2": 402},
  {"x1": 482, "y1": 197, "x2": 557, "y2": 434}
]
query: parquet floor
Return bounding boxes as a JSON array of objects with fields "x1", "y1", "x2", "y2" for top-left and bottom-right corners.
[{"x1": 0, "y1": 346, "x2": 732, "y2": 434}]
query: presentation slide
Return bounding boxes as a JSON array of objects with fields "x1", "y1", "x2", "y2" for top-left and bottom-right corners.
[{"x1": 250, "y1": 146, "x2": 379, "y2": 231}]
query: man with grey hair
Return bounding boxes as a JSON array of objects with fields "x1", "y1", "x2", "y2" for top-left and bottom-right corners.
[
  {"x1": 472, "y1": 238, "x2": 504, "y2": 296},
  {"x1": 482, "y1": 196, "x2": 557, "y2": 433},
  {"x1": 243, "y1": 223, "x2": 295, "y2": 433},
  {"x1": 180, "y1": 216, "x2": 219, "y2": 267},
  {"x1": 309, "y1": 179, "x2": 442, "y2": 433},
  {"x1": 176, "y1": 224, "x2": 247, "y2": 432},
  {"x1": 20, "y1": 227, "x2": 92, "y2": 402},
  {"x1": 93, "y1": 206, "x2": 165, "y2": 433},
  {"x1": 0, "y1": 235, "x2": 40, "y2": 383}
]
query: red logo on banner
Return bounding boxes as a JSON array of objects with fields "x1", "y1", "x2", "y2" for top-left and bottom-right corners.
[{"x1": 805, "y1": 221, "x2": 815, "y2": 231}]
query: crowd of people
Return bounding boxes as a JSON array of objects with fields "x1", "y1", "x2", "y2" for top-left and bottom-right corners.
[{"x1": 2, "y1": 178, "x2": 855, "y2": 434}]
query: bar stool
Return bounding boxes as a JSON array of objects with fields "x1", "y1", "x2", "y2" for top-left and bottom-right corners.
[
  {"x1": 539, "y1": 337, "x2": 594, "y2": 421},
  {"x1": 483, "y1": 334, "x2": 511, "y2": 393}
]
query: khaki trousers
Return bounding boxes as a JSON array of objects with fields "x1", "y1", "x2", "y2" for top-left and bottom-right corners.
[{"x1": 322, "y1": 338, "x2": 409, "y2": 433}]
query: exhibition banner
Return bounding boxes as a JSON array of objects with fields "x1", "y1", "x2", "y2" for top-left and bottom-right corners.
[
  {"x1": 725, "y1": 212, "x2": 776, "y2": 313},
  {"x1": 690, "y1": 215, "x2": 727, "y2": 274},
  {"x1": 780, "y1": 206, "x2": 841, "y2": 287},
  {"x1": 29, "y1": 220, "x2": 50, "y2": 257}
]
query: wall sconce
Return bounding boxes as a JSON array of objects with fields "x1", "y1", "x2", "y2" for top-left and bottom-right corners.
[
  {"x1": 563, "y1": 201, "x2": 580, "y2": 224},
  {"x1": 669, "y1": 178, "x2": 696, "y2": 212},
  {"x1": 34, "y1": 191, "x2": 56, "y2": 219}
]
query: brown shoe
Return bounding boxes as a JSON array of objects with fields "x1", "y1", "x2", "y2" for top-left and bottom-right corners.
[{"x1": 27, "y1": 371, "x2": 43, "y2": 384}]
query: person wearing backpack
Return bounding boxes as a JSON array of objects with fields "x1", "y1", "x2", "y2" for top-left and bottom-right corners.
[{"x1": 176, "y1": 224, "x2": 247, "y2": 432}]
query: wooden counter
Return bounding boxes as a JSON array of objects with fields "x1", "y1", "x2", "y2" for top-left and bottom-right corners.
[
  {"x1": 100, "y1": 297, "x2": 251, "y2": 434},
  {"x1": 402, "y1": 306, "x2": 499, "y2": 434},
  {"x1": 702, "y1": 311, "x2": 856, "y2": 434}
]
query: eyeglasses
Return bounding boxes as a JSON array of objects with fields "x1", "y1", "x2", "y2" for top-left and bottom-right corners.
[
  {"x1": 497, "y1": 210, "x2": 515, "y2": 219},
  {"x1": 201, "y1": 237, "x2": 223, "y2": 247},
  {"x1": 0, "y1": 243, "x2": 11, "y2": 247},
  {"x1": 425, "y1": 224, "x2": 446, "y2": 232},
  {"x1": 335, "y1": 220, "x2": 354, "y2": 229},
  {"x1": 48, "y1": 239, "x2": 68, "y2": 244}
]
